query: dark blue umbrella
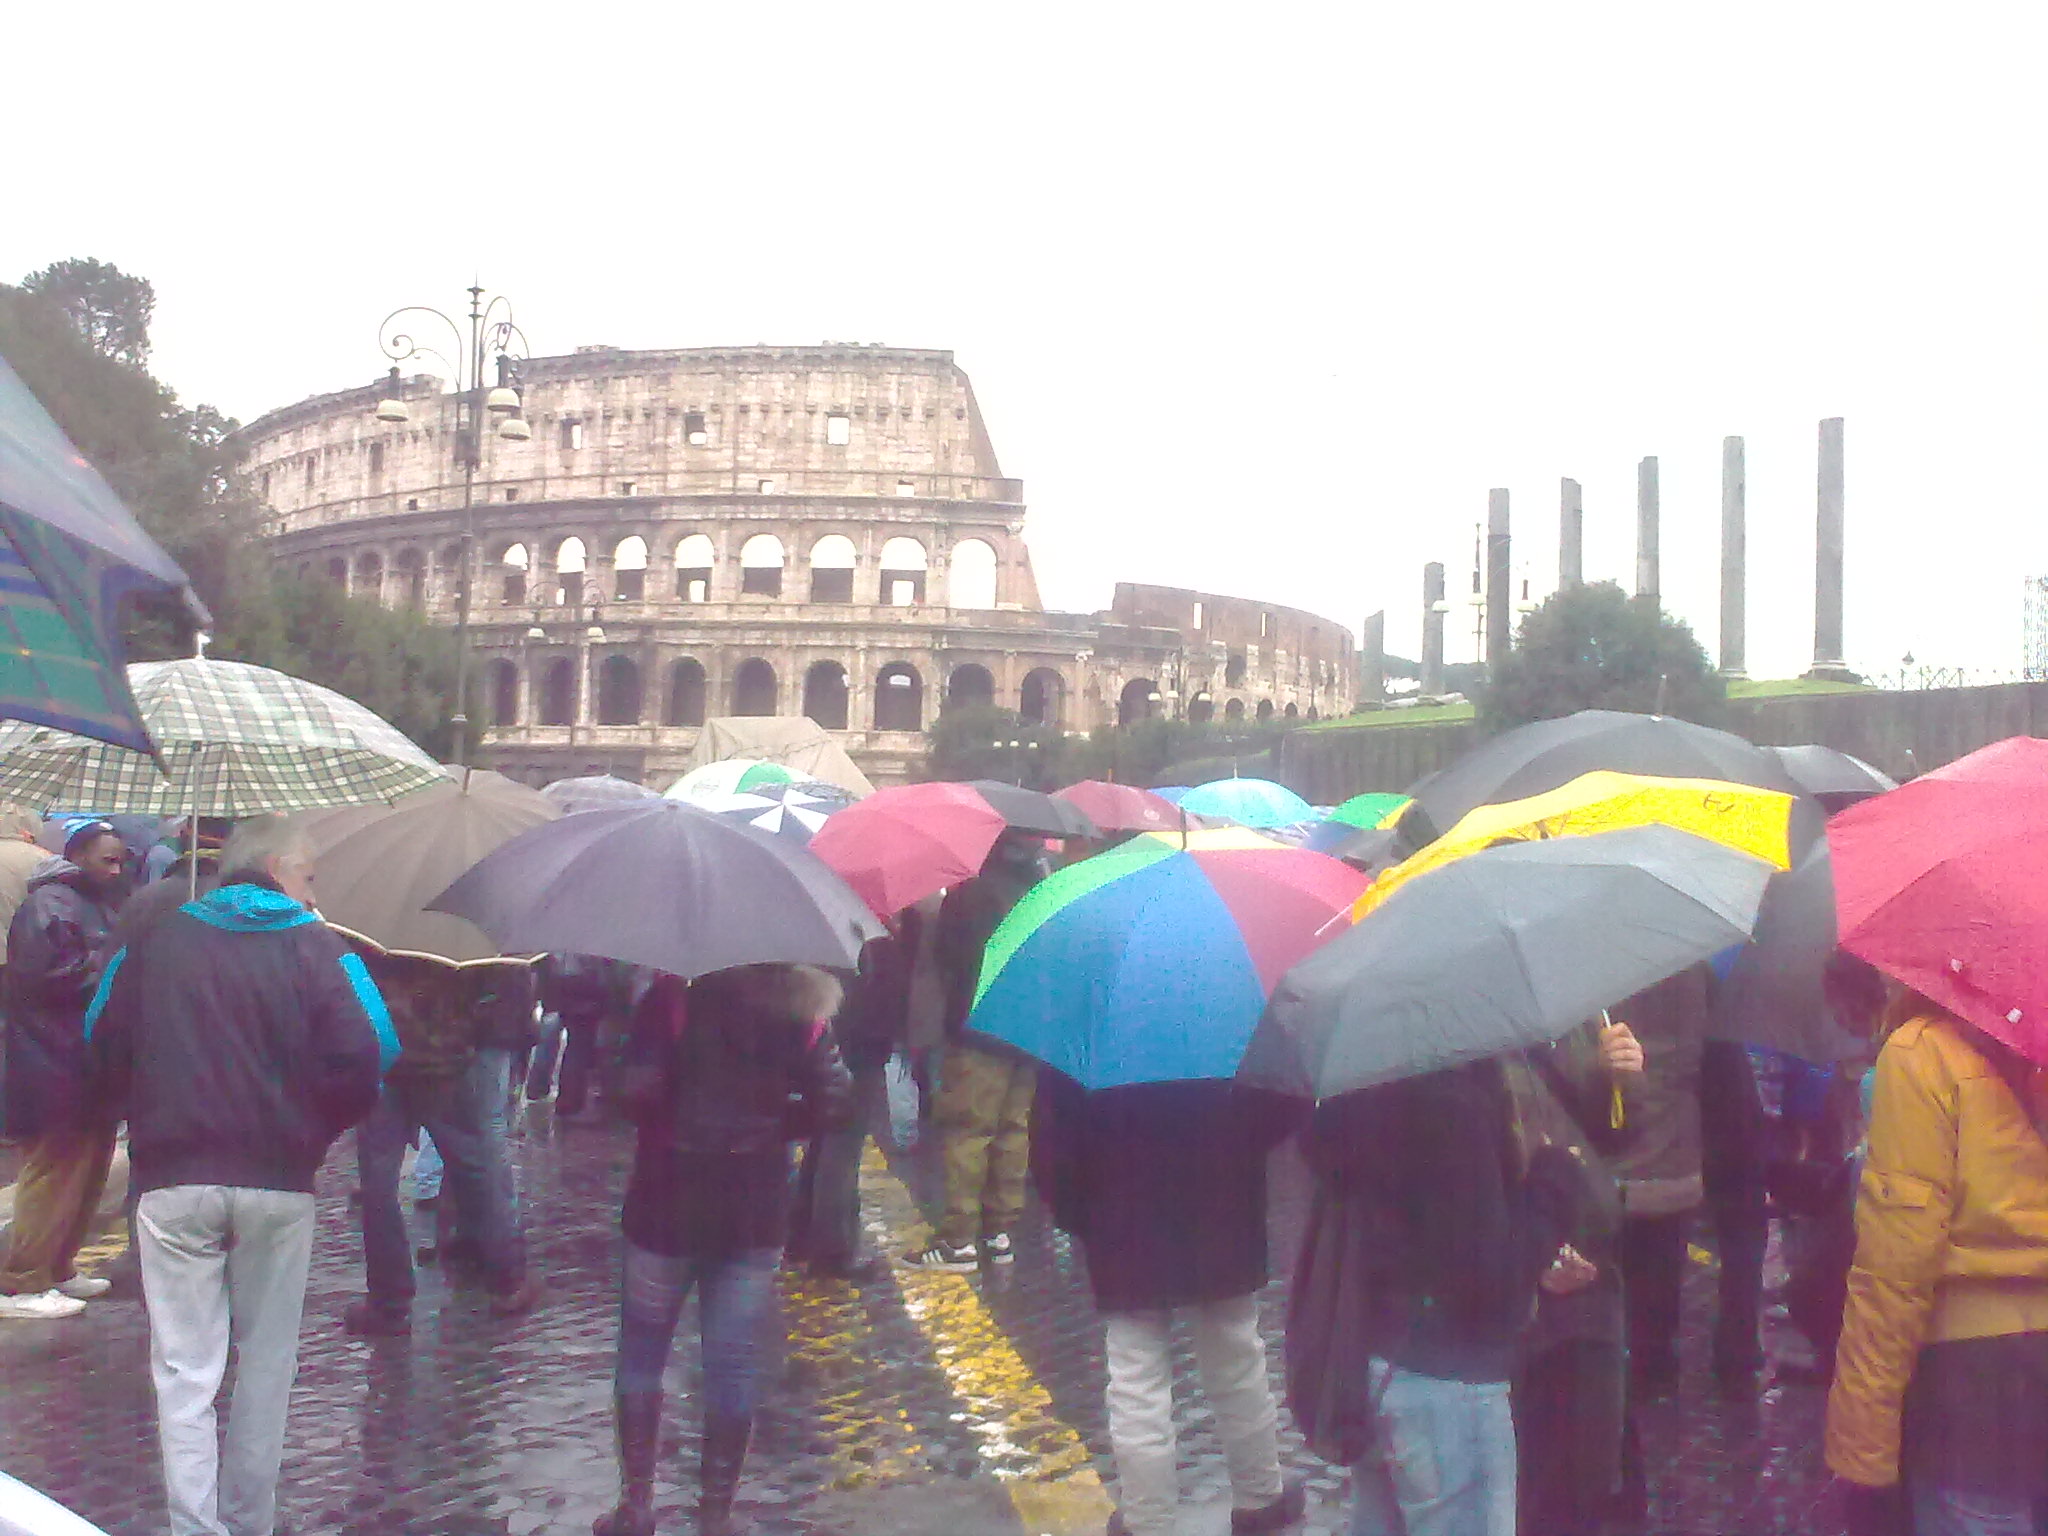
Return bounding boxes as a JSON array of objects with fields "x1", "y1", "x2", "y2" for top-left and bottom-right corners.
[
  {"x1": 430, "y1": 798, "x2": 883, "y2": 978},
  {"x1": 0, "y1": 355, "x2": 205, "y2": 751}
]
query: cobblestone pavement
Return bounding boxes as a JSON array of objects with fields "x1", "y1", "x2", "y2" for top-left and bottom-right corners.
[{"x1": 0, "y1": 1087, "x2": 1847, "y2": 1536}]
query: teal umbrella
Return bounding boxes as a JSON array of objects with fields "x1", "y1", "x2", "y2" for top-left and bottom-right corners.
[{"x1": 0, "y1": 355, "x2": 206, "y2": 752}]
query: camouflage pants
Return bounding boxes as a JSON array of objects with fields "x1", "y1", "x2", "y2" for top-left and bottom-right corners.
[{"x1": 934, "y1": 1041, "x2": 1035, "y2": 1247}]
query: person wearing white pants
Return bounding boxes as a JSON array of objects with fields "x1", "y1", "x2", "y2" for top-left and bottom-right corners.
[
  {"x1": 137, "y1": 1186, "x2": 316, "y2": 1536},
  {"x1": 1032, "y1": 1075, "x2": 1308, "y2": 1536},
  {"x1": 85, "y1": 820, "x2": 392, "y2": 1536}
]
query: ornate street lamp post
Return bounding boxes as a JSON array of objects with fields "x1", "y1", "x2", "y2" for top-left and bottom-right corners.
[{"x1": 371, "y1": 285, "x2": 531, "y2": 765}]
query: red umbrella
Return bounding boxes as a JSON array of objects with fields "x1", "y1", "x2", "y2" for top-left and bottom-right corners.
[
  {"x1": 808, "y1": 781, "x2": 1007, "y2": 918},
  {"x1": 1053, "y1": 779, "x2": 1181, "y2": 834},
  {"x1": 1829, "y1": 736, "x2": 2048, "y2": 1065}
]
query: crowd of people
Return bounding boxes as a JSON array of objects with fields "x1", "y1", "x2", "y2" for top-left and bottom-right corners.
[{"x1": 0, "y1": 796, "x2": 2043, "y2": 1536}]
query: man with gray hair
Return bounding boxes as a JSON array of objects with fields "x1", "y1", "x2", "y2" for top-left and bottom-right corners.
[{"x1": 87, "y1": 816, "x2": 396, "y2": 1536}]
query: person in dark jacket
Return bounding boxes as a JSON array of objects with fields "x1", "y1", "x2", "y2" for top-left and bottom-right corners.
[
  {"x1": 343, "y1": 947, "x2": 540, "y2": 1333},
  {"x1": 902, "y1": 833, "x2": 1048, "y2": 1271},
  {"x1": 0, "y1": 820, "x2": 127, "y2": 1319},
  {"x1": 526, "y1": 951, "x2": 621, "y2": 1116},
  {"x1": 1505, "y1": 1018, "x2": 1643, "y2": 1536},
  {"x1": 789, "y1": 919, "x2": 917, "y2": 1280},
  {"x1": 1301, "y1": 1062, "x2": 1583, "y2": 1536},
  {"x1": 595, "y1": 963, "x2": 852, "y2": 1536},
  {"x1": 85, "y1": 816, "x2": 393, "y2": 1536},
  {"x1": 1034, "y1": 1074, "x2": 1307, "y2": 1536}
]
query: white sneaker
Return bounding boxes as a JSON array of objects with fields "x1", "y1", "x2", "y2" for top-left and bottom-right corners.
[
  {"x1": 55, "y1": 1275, "x2": 111, "y2": 1300},
  {"x1": 0, "y1": 1289, "x2": 88, "y2": 1320}
]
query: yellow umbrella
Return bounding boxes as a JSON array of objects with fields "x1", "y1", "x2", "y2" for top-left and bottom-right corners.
[{"x1": 1354, "y1": 770, "x2": 1794, "y2": 918}]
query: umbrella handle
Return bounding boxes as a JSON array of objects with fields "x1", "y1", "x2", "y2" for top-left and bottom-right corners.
[{"x1": 1600, "y1": 1009, "x2": 1626, "y2": 1130}]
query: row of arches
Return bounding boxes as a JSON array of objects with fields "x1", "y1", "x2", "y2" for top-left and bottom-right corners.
[
  {"x1": 1114, "y1": 678, "x2": 1302, "y2": 727},
  {"x1": 485, "y1": 657, "x2": 1065, "y2": 733},
  {"x1": 489, "y1": 533, "x2": 996, "y2": 608}
]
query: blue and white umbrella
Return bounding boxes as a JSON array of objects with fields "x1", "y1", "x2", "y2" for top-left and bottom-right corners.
[{"x1": 693, "y1": 780, "x2": 853, "y2": 843}]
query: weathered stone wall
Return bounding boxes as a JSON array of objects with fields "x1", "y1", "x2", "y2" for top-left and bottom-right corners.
[
  {"x1": 1277, "y1": 683, "x2": 2048, "y2": 802},
  {"x1": 237, "y1": 344, "x2": 1353, "y2": 784}
]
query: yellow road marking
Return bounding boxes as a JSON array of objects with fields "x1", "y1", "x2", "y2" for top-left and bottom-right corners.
[
  {"x1": 858, "y1": 1143, "x2": 1113, "y2": 1535},
  {"x1": 778, "y1": 1264, "x2": 929, "y2": 1487}
]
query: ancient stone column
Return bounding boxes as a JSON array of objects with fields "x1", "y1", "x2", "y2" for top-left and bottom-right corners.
[
  {"x1": 1636, "y1": 456, "x2": 1660, "y2": 601},
  {"x1": 1814, "y1": 417, "x2": 1847, "y2": 673},
  {"x1": 1360, "y1": 610, "x2": 1386, "y2": 704},
  {"x1": 1560, "y1": 478, "x2": 1583, "y2": 590},
  {"x1": 1720, "y1": 436, "x2": 1747, "y2": 677},
  {"x1": 1486, "y1": 488, "x2": 1512, "y2": 673},
  {"x1": 1421, "y1": 562, "x2": 1446, "y2": 697}
]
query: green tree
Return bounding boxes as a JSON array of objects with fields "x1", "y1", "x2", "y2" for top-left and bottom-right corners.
[
  {"x1": 922, "y1": 706, "x2": 1063, "y2": 787},
  {"x1": 21, "y1": 258, "x2": 156, "y2": 366},
  {"x1": 0, "y1": 260, "x2": 467, "y2": 752},
  {"x1": 1484, "y1": 580, "x2": 1725, "y2": 731}
]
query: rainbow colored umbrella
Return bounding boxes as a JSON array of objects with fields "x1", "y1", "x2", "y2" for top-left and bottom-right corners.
[
  {"x1": 966, "y1": 826, "x2": 1369, "y2": 1090},
  {"x1": 1328, "y1": 792, "x2": 1411, "y2": 830}
]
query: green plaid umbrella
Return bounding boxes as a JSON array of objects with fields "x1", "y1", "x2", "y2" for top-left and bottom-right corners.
[{"x1": 0, "y1": 657, "x2": 444, "y2": 815}]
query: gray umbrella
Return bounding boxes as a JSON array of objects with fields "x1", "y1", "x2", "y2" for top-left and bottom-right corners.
[
  {"x1": 1765, "y1": 744, "x2": 1897, "y2": 804},
  {"x1": 1238, "y1": 824, "x2": 1774, "y2": 1100},
  {"x1": 429, "y1": 798, "x2": 883, "y2": 978},
  {"x1": 540, "y1": 774, "x2": 660, "y2": 816},
  {"x1": 1710, "y1": 840, "x2": 1864, "y2": 1062}
]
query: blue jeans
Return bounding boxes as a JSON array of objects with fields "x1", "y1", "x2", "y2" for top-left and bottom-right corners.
[
  {"x1": 357, "y1": 1071, "x2": 521, "y2": 1306},
  {"x1": 1913, "y1": 1484, "x2": 2047, "y2": 1536},
  {"x1": 615, "y1": 1242, "x2": 780, "y2": 1418},
  {"x1": 1349, "y1": 1363, "x2": 1516, "y2": 1536}
]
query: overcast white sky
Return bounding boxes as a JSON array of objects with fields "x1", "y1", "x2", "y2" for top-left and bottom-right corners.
[{"x1": 7, "y1": 4, "x2": 2043, "y2": 680}]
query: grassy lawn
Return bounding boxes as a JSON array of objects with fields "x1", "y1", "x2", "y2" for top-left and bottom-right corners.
[{"x1": 1311, "y1": 677, "x2": 1874, "y2": 733}]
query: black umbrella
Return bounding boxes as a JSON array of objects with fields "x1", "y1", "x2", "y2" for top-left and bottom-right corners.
[
  {"x1": 962, "y1": 780, "x2": 1098, "y2": 838},
  {"x1": 1395, "y1": 709, "x2": 1805, "y2": 851},
  {"x1": 1300, "y1": 820, "x2": 1402, "y2": 872},
  {"x1": 1765, "y1": 744, "x2": 1897, "y2": 805},
  {"x1": 1710, "y1": 841, "x2": 1864, "y2": 1063},
  {"x1": 429, "y1": 799, "x2": 884, "y2": 978},
  {"x1": 1238, "y1": 825, "x2": 1774, "y2": 1100}
]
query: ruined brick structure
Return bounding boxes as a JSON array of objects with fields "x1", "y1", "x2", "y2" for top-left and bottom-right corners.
[{"x1": 240, "y1": 344, "x2": 1353, "y2": 784}]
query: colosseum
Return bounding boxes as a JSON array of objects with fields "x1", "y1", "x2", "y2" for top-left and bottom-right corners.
[{"x1": 238, "y1": 344, "x2": 1356, "y2": 785}]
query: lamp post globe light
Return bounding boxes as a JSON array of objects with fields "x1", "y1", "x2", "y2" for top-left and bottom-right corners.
[{"x1": 371, "y1": 284, "x2": 532, "y2": 765}]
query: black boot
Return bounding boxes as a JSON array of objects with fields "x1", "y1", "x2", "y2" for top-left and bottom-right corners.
[
  {"x1": 593, "y1": 1391, "x2": 663, "y2": 1536},
  {"x1": 696, "y1": 1413, "x2": 753, "y2": 1536}
]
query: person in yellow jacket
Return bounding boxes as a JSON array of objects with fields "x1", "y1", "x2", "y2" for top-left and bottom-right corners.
[{"x1": 1825, "y1": 991, "x2": 2048, "y2": 1536}]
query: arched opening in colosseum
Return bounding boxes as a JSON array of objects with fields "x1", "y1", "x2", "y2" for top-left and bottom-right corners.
[
  {"x1": 553, "y1": 538, "x2": 587, "y2": 606},
  {"x1": 497, "y1": 543, "x2": 529, "y2": 605},
  {"x1": 1225, "y1": 652, "x2": 1247, "y2": 688},
  {"x1": 1224, "y1": 698, "x2": 1246, "y2": 723},
  {"x1": 946, "y1": 664, "x2": 995, "y2": 714},
  {"x1": 597, "y1": 655, "x2": 642, "y2": 725},
  {"x1": 947, "y1": 539, "x2": 998, "y2": 609},
  {"x1": 879, "y1": 537, "x2": 927, "y2": 606},
  {"x1": 875, "y1": 663, "x2": 923, "y2": 731},
  {"x1": 437, "y1": 542, "x2": 463, "y2": 603},
  {"x1": 539, "y1": 658, "x2": 576, "y2": 726},
  {"x1": 1256, "y1": 700, "x2": 1275, "y2": 723},
  {"x1": 1188, "y1": 692, "x2": 1215, "y2": 724},
  {"x1": 803, "y1": 661, "x2": 850, "y2": 730},
  {"x1": 1284, "y1": 702, "x2": 1299, "y2": 720},
  {"x1": 808, "y1": 536, "x2": 857, "y2": 604},
  {"x1": 488, "y1": 659, "x2": 520, "y2": 727},
  {"x1": 674, "y1": 534, "x2": 715, "y2": 602},
  {"x1": 731, "y1": 657, "x2": 777, "y2": 716},
  {"x1": 325, "y1": 556, "x2": 347, "y2": 588},
  {"x1": 1019, "y1": 668, "x2": 1064, "y2": 727},
  {"x1": 740, "y1": 535, "x2": 785, "y2": 599},
  {"x1": 612, "y1": 537, "x2": 649, "y2": 603},
  {"x1": 665, "y1": 659, "x2": 707, "y2": 726},
  {"x1": 394, "y1": 548, "x2": 425, "y2": 609},
  {"x1": 353, "y1": 551, "x2": 384, "y2": 604},
  {"x1": 1119, "y1": 678, "x2": 1160, "y2": 726}
]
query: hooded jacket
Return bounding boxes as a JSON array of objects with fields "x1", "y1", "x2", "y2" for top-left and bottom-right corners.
[
  {"x1": 618, "y1": 965, "x2": 853, "y2": 1255},
  {"x1": 1, "y1": 856, "x2": 118, "y2": 1139},
  {"x1": 1825, "y1": 1013, "x2": 2048, "y2": 1488},
  {"x1": 1608, "y1": 967, "x2": 1708, "y2": 1217},
  {"x1": 86, "y1": 883, "x2": 398, "y2": 1196}
]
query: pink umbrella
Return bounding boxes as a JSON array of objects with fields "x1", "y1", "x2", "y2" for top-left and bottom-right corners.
[
  {"x1": 1053, "y1": 779, "x2": 1182, "y2": 834},
  {"x1": 808, "y1": 781, "x2": 1007, "y2": 918}
]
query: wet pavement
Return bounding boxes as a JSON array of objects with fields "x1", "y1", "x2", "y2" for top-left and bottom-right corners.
[{"x1": 0, "y1": 1088, "x2": 1846, "y2": 1536}]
